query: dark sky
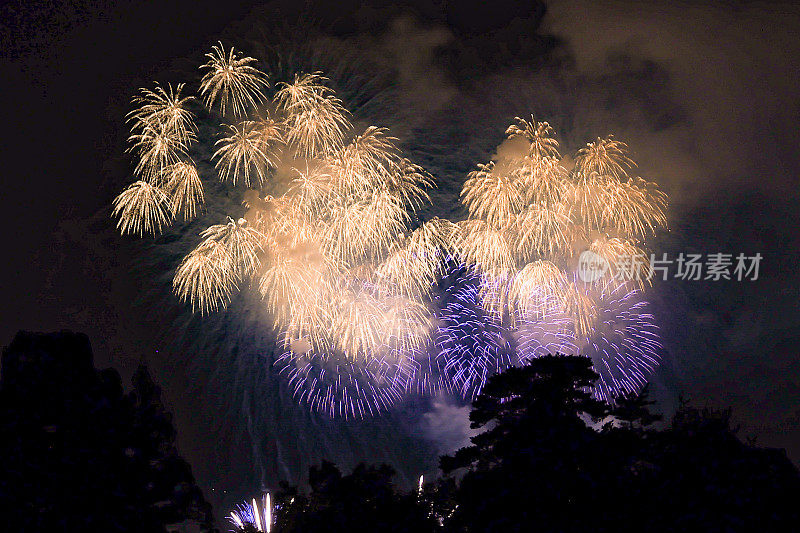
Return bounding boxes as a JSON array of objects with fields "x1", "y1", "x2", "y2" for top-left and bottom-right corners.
[{"x1": 2, "y1": 0, "x2": 799, "y2": 514}]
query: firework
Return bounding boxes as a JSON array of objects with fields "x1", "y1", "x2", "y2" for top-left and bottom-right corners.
[
  {"x1": 408, "y1": 218, "x2": 460, "y2": 265},
  {"x1": 452, "y1": 116, "x2": 668, "y2": 401},
  {"x1": 274, "y1": 71, "x2": 330, "y2": 111},
  {"x1": 327, "y1": 126, "x2": 399, "y2": 195},
  {"x1": 172, "y1": 240, "x2": 237, "y2": 314},
  {"x1": 513, "y1": 156, "x2": 570, "y2": 207},
  {"x1": 252, "y1": 193, "x2": 321, "y2": 252},
  {"x1": 605, "y1": 176, "x2": 668, "y2": 239},
  {"x1": 229, "y1": 494, "x2": 272, "y2": 532},
  {"x1": 569, "y1": 170, "x2": 610, "y2": 234},
  {"x1": 213, "y1": 122, "x2": 277, "y2": 187},
  {"x1": 258, "y1": 250, "x2": 336, "y2": 341},
  {"x1": 509, "y1": 260, "x2": 567, "y2": 322},
  {"x1": 114, "y1": 40, "x2": 669, "y2": 414},
  {"x1": 561, "y1": 281, "x2": 598, "y2": 338},
  {"x1": 332, "y1": 286, "x2": 388, "y2": 359},
  {"x1": 569, "y1": 280, "x2": 661, "y2": 401},
  {"x1": 461, "y1": 162, "x2": 523, "y2": 229},
  {"x1": 252, "y1": 112, "x2": 285, "y2": 147},
  {"x1": 376, "y1": 243, "x2": 436, "y2": 299},
  {"x1": 359, "y1": 188, "x2": 411, "y2": 259},
  {"x1": 433, "y1": 266, "x2": 511, "y2": 400},
  {"x1": 590, "y1": 236, "x2": 651, "y2": 287},
  {"x1": 277, "y1": 72, "x2": 350, "y2": 157},
  {"x1": 200, "y1": 217, "x2": 263, "y2": 277},
  {"x1": 505, "y1": 115, "x2": 561, "y2": 160},
  {"x1": 199, "y1": 42, "x2": 269, "y2": 117},
  {"x1": 514, "y1": 201, "x2": 573, "y2": 260},
  {"x1": 164, "y1": 161, "x2": 204, "y2": 219},
  {"x1": 454, "y1": 220, "x2": 515, "y2": 278},
  {"x1": 575, "y1": 135, "x2": 634, "y2": 179},
  {"x1": 387, "y1": 159, "x2": 433, "y2": 210},
  {"x1": 117, "y1": 43, "x2": 444, "y2": 415},
  {"x1": 127, "y1": 82, "x2": 197, "y2": 145},
  {"x1": 274, "y1": 345, "x2": 406, "y2": 418},
  {"x1": 286, "y1": 166, "x2": 331, "y2": 214},
  {"x1": 112, "y1": 180, "x2": 173, "y2": 236},
  {"x1": 515, "y1": 314, "x2": 575, "y2": 365},
  {"x1": 319, "y1": 187, "x2": 409, "y2": 267},
  {"x1": 127, "y1": 122, "x2": 186, "y2": 182},
  {"x1": 382, "y1": 296, "x2": 433, "y2": 354}
]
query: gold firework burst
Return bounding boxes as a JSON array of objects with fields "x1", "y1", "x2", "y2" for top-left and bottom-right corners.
[
  {"x1": 505, "y1": 115, "x2": 561, "y2": 160},
  {"x1": 128, "y1": 82, "x2": 197, "y2": 145},
  {"x1": 199, "y1": 42, "x2": 269, "y2": 117},
  {"x1": 200, "y1": 217, "x2": 264, "y2": 277},
  {"x1": 164, "y1": 161, "x2": 204, "y2": 219},
  {"x1": 173, "y1": 240, "x2": 237, "y2": 314},
  {"x1": 112, "y1": 180, "x2": 173, "y2": 236},
  {"x1": 277, "y1": 73, "x2": 350, "y2": 157},
  {"x1": 575, "y1": 135, "x2": 635, "y2": 179},
  {"x1": 213, "y1": 121, "x2": 277, "y2": 187},
  {"x1": 455, "y1": 219, "x2": 515, "y2": 278},
  {"x1": 461, "y1": 162, "x2": 524, "y2": 229}
]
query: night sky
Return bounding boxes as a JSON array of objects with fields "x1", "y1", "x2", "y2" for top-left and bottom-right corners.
[{"x1": 2, "y1": 0, "x2": 799, "y2": 513}]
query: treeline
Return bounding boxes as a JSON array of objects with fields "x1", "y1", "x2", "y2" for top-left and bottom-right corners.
[
  {"x1": 1, "y1": 331, "x2": 798, "y2": 533},
  {"x1": 267, "y1": 356, "x2": 800, "y2": 532}
]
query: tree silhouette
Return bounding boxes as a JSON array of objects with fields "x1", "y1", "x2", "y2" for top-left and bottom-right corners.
[
  {"x1": 438, "y1": 355, "x2": 800, "y2": 532},
  {"x1": 639, "y1": 401, "x2": 800, "y2": 531},
  {"x1": 440, "y1": 355, "x2": 612, "y2": 532},
  {"x1": 267, "y1": 461, "x2": 436, "y2": 533},
  {"x1": 5, "y1": 332, "x2": 799, "y2": 533},
  {"x1": 0, "y1": 331, "x2": 213, "y2": 532},
  {"x1": 612, "y1": 384, "x2": 663, "y2": 431}
]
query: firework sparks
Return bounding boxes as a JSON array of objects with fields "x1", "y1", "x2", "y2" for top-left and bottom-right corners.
[
  {"x1": 164, "y1": 161, "x2": 204, "y2": 220},
  {"x1": 461, "y1": 162, "x2": 523, "y2": 229},
  {"x1": 172, "y1": 240, "x2": 237, "y2": 314},
  {"x1": 275, "y1": 346, "x2": 405, "y2": 418},
  {"x1": 200, "y1": 217, "x2": 263, "y2": 277},
  {"x1": 213, "y1": 122, "x2": 277, "y2": 187},
  {"x1": 455, "y1": 220, "x2": 515, "y2": 279},
  {"x1": 127, "y1": 82, "x2": 197, "y2": 145},
  {"x1": 575, "y1": 135, "x2": 635, "y2": 179},
  {"x1": 229, "y1": 494, "x2": 272, "y2": 532},
  {"x1": 112, "y1": 180, "x2": 173, "y2": 236},
  {"x1": 199, "y1": 42, "x2": 269, "y2": 118},
  {"x1": 277, "y1": 72, "x2": 350, "y2": 157},
  {"x1": 509, "y1": 260, "x2": 567, "y2": 322},
  {"x1": 451, "y1": 116, "x2": 669, "y2": 399},
  {"x1": 127, "y1": 122, "x2": 186, "y2": 182},
  {"x1": 514, "y1": 201, "x2": 573, "y2": 260},
  {"x1": 114, "y1": 42, "x2": 669, "y2": 413},
  {"x1": 505, "y1": 115, "x2": 561, "y2": 160},
  {"x1": 570, "y1": 280, "x2": 662, "y2": 402},
  {"x1": 433, "y1": 266, "x2": 511, "y2": 400},
  {"x1": 116, "y1": 50, "x2": 434, "y2": 411}
]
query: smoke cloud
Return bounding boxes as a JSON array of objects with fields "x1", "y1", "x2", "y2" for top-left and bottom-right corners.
[
  {"x1": 543, "y1": 0, "x2": 800, "y2": 202},
  {"x1": 419, "y1": 396, "x2": 478, "y2": 456}
]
